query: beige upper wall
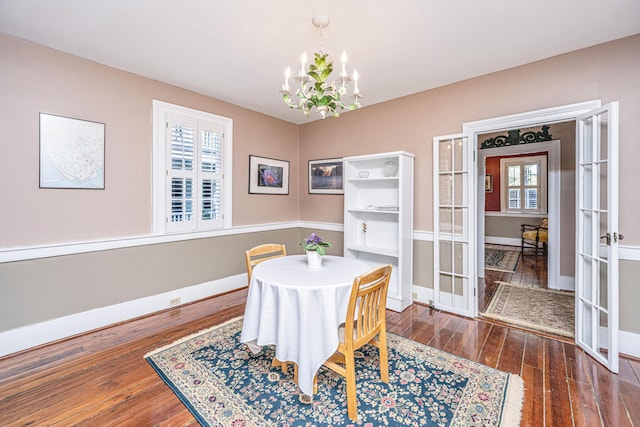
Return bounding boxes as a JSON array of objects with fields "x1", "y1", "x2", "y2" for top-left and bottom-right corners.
[
  {"x1": 0, "y1": 34, "x2": 300, "y2": 248},
  {"x1": 299, "y1": 34, "x2": 640, "y2": 245},
  {"x1": 2, "y1": 33, "x2": 638, "y2": 248}
]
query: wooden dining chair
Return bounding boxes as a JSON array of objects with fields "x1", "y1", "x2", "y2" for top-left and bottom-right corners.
[
  {"x1": 245, "y1": 243, "x2": 290, "y2": 374},
  {"x1": 322, "y1": 264, "x2": 392, "y2": 421},
  {"x1": 245, "y1": 243, "x2": 287, "y2": 286}
]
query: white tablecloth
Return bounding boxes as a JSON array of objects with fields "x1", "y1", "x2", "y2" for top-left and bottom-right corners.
[{"x1": 240, "y1": 255, "x2": 370, "y2": 396}]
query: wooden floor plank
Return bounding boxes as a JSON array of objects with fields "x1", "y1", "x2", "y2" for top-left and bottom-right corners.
[
  {"x1": 544, "y1": 339, "x2": 573, "y2": 427},
  {"x1": 520, "y1": 364, "x2": 544, "y2": 426},
  {"x1": 497, "y1": 329, "x2": 526, "y2": 375},
  {"x1": 477, "y1": 324, "x2": 507, "y2": 369}
]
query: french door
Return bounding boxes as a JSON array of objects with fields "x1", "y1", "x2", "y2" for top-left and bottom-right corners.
[
  {"x1": 433, "y1": 134, "x2": 476, "y2": 317},
  {"x1": 576, "y1": 102, "x2": 620, "y2": 373}
]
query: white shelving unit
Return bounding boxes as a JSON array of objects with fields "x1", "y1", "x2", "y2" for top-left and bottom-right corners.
[{"x1": 343, "y1": 151, "x2": 414, "y2": 312}]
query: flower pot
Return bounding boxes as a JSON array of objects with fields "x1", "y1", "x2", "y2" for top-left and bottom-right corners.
[{"x1": 306, "y1": 250, "x2": 323, "y2": 269}]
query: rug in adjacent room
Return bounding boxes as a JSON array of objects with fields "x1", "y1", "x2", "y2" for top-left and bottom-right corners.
[
  {"x1": 485, "y1": 247, "x2": 520, "y2": 272},
  {"x1": 145, "y1": 317, "x2": 523, "y2": 427},
  {"x1": 481, "y1": 281, "x2": 574, "y2": 338}
]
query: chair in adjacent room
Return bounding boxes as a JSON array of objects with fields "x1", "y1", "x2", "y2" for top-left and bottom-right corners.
[
  {"x1": 245, "y1": 243, "x2": 287, "y2": 286},
  {"x1": 321, "y1": 264, "x2": 392, "y2": 421},
  {"x1": 521, "y1": 218, "x2": 548, "y2": 256}
]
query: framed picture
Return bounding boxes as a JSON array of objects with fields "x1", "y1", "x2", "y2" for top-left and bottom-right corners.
[
  {"x1": 39, "y1": 113, "x2": 105, "y2": 189},
  {"x1": 249, "y1": 155, "x2": 289, "y2": 195},
  {"x1": 485, "y1": 174, "x2": 493, "y2": 192},
  {"x1": 309, "y1": 158, "x2": 344, "y2": 194}
]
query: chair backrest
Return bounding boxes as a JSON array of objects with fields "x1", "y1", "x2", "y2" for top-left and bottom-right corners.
[
  {"x1": 245, "y1": 244, "x2": 287, "y2": 285},
  {"x1": 344, "y1": 264, "x2": 392, "y2": 349}
]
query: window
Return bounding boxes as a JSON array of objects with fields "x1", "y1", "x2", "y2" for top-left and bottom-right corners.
[
  {"x1": 153, "y1": 101, "x2": 232, "y2": 234},
  {"x1": 500, "y1": 155, "x2": 547, "y2": 214}
]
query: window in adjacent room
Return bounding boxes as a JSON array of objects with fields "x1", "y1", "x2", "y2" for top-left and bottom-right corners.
[
  {"x1": 153, "y1": 101, "x2": 232, "y2": 234},
  {"x1": 500, "y1": 155, "x2": 547, "y2": 214}
]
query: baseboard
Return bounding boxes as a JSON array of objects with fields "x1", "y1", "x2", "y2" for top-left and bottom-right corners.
[
  {"x1": 413, "y1": 285, "x2": 434, "y2": 306},
  {"x1": 620, "y1": 330, "x2": 640, "y2": 359},
  {"x1": 550, "y1": 275, "x2": 575, "y2": 291},
  {"x1": 0, "y1": 274, "x2": 247, "y2": 358},
  {"x1": 484, "y1": 237, "x2": 521, "y2": 247}
]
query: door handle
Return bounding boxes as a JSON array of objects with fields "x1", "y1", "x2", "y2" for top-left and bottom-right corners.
[
  {"x1": 615, "y1": 232, "x2": 624, "y2": 242},
  {"x1": 600, "y1": 233, "x2": 611, "y2": 245}
]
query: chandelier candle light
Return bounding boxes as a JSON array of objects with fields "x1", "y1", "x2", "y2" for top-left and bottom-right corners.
[{"x1": 280, "y1": 15, "x2": 362, "y2": 119}]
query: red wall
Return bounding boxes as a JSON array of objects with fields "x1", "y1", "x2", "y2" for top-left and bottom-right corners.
[{"x1": 484, "y1": 152, "x2": 547, "y2": 211}]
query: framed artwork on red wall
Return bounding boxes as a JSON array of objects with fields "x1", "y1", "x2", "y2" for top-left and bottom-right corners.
[{"x1": 485, "y1": 174, "x2": 493, "y2": 192}]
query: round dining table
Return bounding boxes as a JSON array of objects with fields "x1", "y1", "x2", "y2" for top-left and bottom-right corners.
[{"x1": 240, "y1": 254, "x2": 371, "y2": 396}]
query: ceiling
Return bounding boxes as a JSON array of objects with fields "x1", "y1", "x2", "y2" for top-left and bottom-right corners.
[{"x1": 1, "y1": 1, "x2": 639, "y2": 125}]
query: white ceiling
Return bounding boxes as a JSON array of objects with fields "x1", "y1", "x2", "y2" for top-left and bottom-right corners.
[{"x1": 1, "y1": 0, "x2": 639, "y2": 124}]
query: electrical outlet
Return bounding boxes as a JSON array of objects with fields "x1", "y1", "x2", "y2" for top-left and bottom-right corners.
[
  {"x1": 169, "y1": 297, "x2": 181, "y2": 307},
  {"x1": 412, "y1": 292, "x2": 418, "y2": 299}
]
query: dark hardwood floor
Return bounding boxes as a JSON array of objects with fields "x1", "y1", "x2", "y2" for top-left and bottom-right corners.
[
  {"x1": 1, "y1": 287, "x2": 639, "y2": 426},
  {"x1": 480, "y1": 245, "x2": 550, "y2": 313}
]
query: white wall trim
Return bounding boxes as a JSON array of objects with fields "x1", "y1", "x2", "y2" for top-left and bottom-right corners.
[
  {"x1": 0, "y1": 273, "x2": 247, "y2": 357},
  {"x1": 556, "y1": 275, "x2": 576, "y2": 291},
  {"x1": 0, "y1": 222, "x2": 441, "y2": 263},
  {"x1": 620, "y1": 330, "x2": 640, "y2": 359},
  {"x1": 620, "y1": 245, "x2": 640, "y2": 261},
  {"x1": 413, "y1": 284, "x2": 434, "y2": 306},
  {"x1": 0, "y1": 221, "x2": 302, "y2": 263},
  {"x1": 485, "y1": 236, "x2": 521, "y2": 247},
  {"x1": 413, "y1": 230, "x2": 434, "y2": 242}
]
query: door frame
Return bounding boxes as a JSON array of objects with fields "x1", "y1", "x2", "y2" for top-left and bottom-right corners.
[{"x1": 461, "y1": 100, "x2": 601, "y2": 317}]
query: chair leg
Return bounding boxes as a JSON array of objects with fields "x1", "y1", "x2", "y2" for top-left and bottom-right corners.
[
  {"x1": 272, "y1": 357, "x2": 288, "y2": 374},
  {"x1": 293, "y1": 362, "x2": 318, "y2": 395},
  {"x1": 344, "y1": 352, "x2": 358, "y2": 421},
  {"x1": 378, "y1": 334, "x2": 389, "y2": 383}
]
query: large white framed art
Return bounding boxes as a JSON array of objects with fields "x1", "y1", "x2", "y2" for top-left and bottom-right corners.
[{"x1": 39, "y1": 113, "x2": 105, "y2": 189}]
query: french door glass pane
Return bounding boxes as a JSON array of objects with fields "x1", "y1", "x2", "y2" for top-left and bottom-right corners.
[
  {"x1": 439, "y1": 241, "x2": 452, "y2": 272},
  {"x1": 439, "y1": 140, "x2": 452, "y2": 172},
  {"x1": 439, "y1": 175, "x2": 452, "y2": 205},
  {"x1": 439, "y1": 208, "x2": 453, "y2": 234}
]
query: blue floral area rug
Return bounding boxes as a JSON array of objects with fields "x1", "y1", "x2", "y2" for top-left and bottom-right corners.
[{"x1": 145, "y1": 317, "x2": 523, "y2": 426}]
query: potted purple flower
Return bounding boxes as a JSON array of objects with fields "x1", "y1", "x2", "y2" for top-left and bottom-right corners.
[{"x1": 302, "y1": 232, "x2": 331, "y2": 268}]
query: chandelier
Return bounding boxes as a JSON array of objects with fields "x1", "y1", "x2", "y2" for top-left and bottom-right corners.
[{"x1": 280, "y1": 15, "x2": 362, "y2": 119}]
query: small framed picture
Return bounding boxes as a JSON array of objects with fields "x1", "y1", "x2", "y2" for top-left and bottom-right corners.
[
  {"x1": 485, "y1": 174, "x2": 493, "y2": 192},
  {"x1": 249, "y1": 155, "x2": 289, "y2": 195},
  {"x1": 309, "y1": 158, "x2": 344, "y2": 194},
  {"x1": 39, "y1": 113, "x2": 105, "y2": 189}
]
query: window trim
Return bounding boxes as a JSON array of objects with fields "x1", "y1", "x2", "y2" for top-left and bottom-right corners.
[
  {"x1": 153, "y1": 100, "x2": 233, "y2": 234},
  {"x1": 499, "y1": 154, "x2": 547, "y2": 214}
]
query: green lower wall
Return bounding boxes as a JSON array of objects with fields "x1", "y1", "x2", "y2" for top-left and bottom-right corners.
[
  {"x1": 0, "y1": 229, "x2": 300, "y2": 331},
  {"x1": 1, "y1": 231, "x2": 638, "y2": 336}
]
